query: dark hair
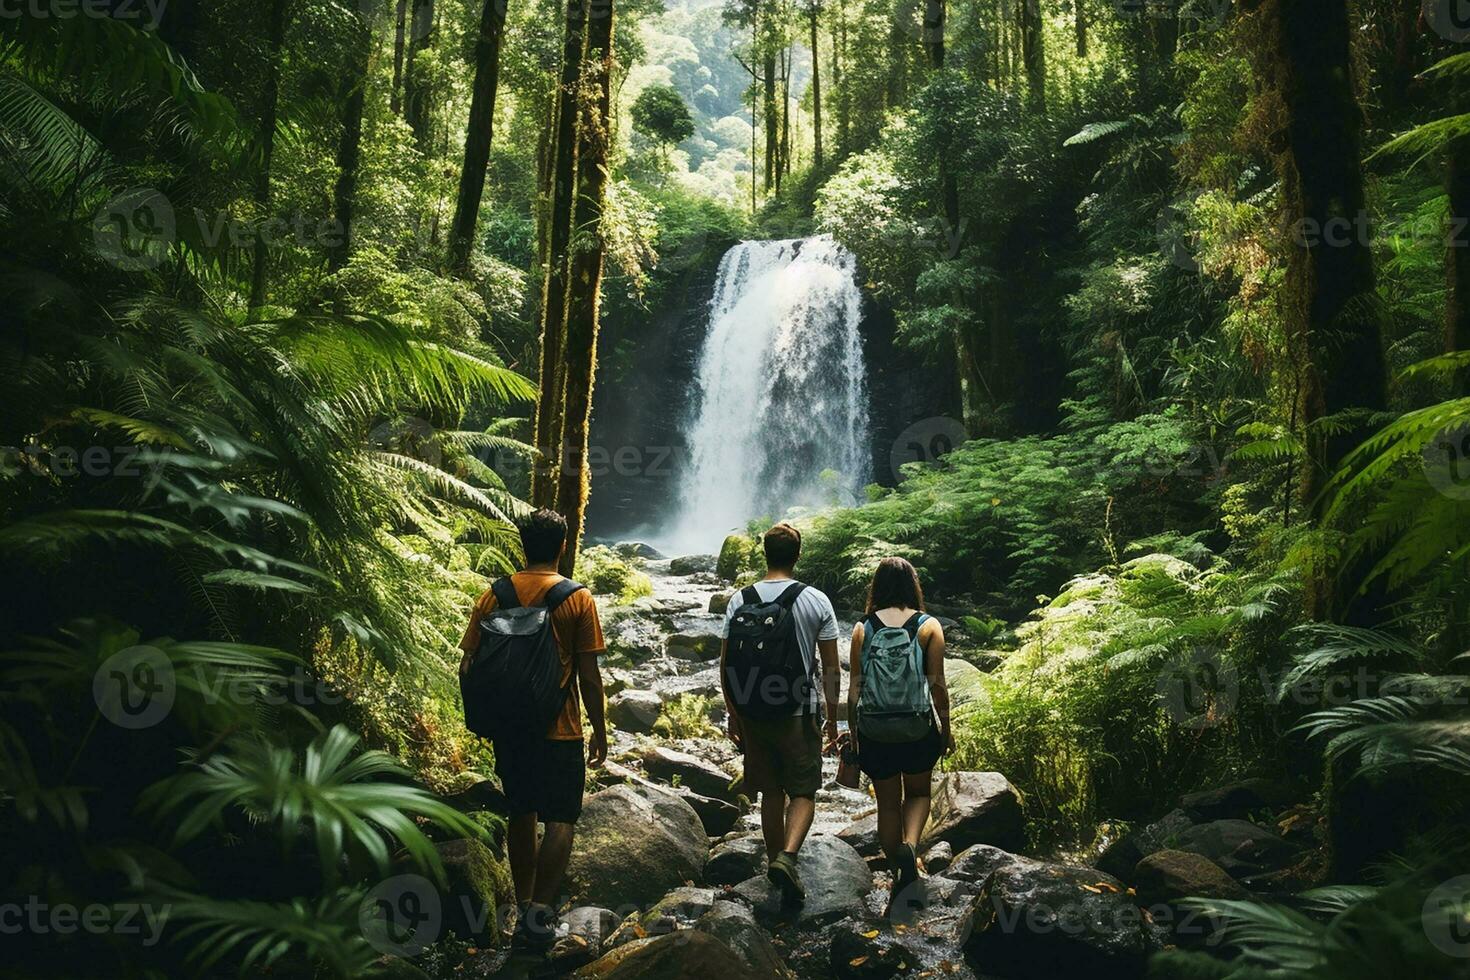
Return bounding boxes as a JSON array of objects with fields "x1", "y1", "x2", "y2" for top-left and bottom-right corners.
[
  {"x1": 518, "y1": 508, "x2": 567, "y2": 564},
  {"x1": 762, "y1": 522, "x2": 802, "y2": 570},
  {"x1": 864, "y1": 557, "x2": 925, "y2": 614}
]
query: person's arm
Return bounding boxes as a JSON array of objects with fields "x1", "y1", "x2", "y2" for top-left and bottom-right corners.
[
  {"x1": 819, "y1": 636, "x2": 840, "y2": 745},
  {"x1": 923, "y1": 618, "x2": 954, "y2": 754},
  {"x1": 578, "y1": 653, "x2": 608, "y2": 768},
  {"x1": 719, "y1": 637, "x2": 742, "y2": 749},
  {"x1": 846, "y1": 623, "x2": 864, "y2": 746},
  {"x1": 458, "y1": 593, "x2": 488, "y2": 677},
  {"x1": 575, "y1": 593, "x2": 609, "y2": 768}
]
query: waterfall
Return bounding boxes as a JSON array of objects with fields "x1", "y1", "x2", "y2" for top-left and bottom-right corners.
[{"x1": 668, "y1": 235, "x2": 870, "y2": 552}]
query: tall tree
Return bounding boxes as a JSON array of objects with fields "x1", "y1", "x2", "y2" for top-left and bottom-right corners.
[
  {"x1": 403, "y1": 0, "x2": 436, "y2": 149},
  {"x1": 922, "y1": 0, "x2": 944, "y2": 71},
  {"x1": 809, "y1": 0, "x2": 822, "y2": 170},
  {"x1": 763, "y1": 17, "x2": 779, "y2": 191},
  {"x1": 448, "y1": 0, "x2": 511, "y2": 277},
  {"x1": 531, "y1": 0, "x2": 591, "y2": 507},
  {"x1": 391, "y1": 0, "x2": 408, "y2": 116},
  {"x1": 250, "y1": 0, "x2": 289, "y2": 310},
  {"x1": 1074, "y1": 0, "x2": 1087, "y2": 58},
  {"x1": 555, "y1": 0, "x2": 617, "y2": 577},
  {"x1": 1020, "y1": 0, "x2": 1044, "y2": 109},
  {"x1": 330, "y1": 7, "x2": 371, "y2": 273}
]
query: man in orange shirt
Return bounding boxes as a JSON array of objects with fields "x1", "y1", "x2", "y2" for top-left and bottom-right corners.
[{"x1": 459, "y1": 509, "x2": 608, "y2": 954}]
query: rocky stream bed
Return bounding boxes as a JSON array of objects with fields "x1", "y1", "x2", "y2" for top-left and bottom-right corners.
[{"x1": 420, "y1": 552, "x2": 1318, "y2": 979}]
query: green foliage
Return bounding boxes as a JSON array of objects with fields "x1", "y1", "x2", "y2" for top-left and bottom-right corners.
[
  {"x1": 653, "y1": 694, "x2": 720, "y2": 740},
  {"x1": 576, "y1": 545, "x2": 654, "y2": 604},
  {"x1": 631, "y1": 83, "x2": 696, "y2": 148}
]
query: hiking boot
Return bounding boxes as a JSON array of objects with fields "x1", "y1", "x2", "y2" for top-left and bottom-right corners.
[
  {"x1": 767, "y1": 851, "x2": 806, "y2": 905},
  {"x1": 511, "y1": 902, "x2": 557, "y2": 956}
]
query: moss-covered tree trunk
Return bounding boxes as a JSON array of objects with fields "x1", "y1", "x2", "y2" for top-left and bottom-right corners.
[
  {"x1": 810, "y1": 1, "x2": 823, "y2": 170},
  {"x1": 329, "y1": 9, "x2": 370, "y2": 274},
  {"x1": 391, "y1": 0, "x2": 408, "y2": 116},
  {"x1": 449, "y1": 0, "x2": 510, "y2": 277},
  {"x1": 1020, "y1": 0, "x2": 1044, "y2": 109},
  {"x1": 531, "y1": 0, "x2": 591, "y2": 508},
  {"x1": 555, "y1": 0, "x2": 616, "y2": 578},
  {"x1": 249, "y1": 0, "x2": 288, "y2": 310},
  {"x1": 403, "y1": 0, "x2": 436, "y2": 150}
]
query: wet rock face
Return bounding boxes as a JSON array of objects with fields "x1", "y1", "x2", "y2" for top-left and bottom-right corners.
[
  {"x1": 732, "y1": 835, "x2": 873, "y2": 928},
  {"x1": 1133, "y1": 849, "x2": 1248, "y2": 905},
  {"x1": 574, "y1": 927, "x2": 767, "y2": 980},
  {"x1": 706, "y1": 836, "x2": 766, "y2": 885},
  {"x1": 921, "y1": 771, "x2": 1027, "y2": 854},
  {"x1": 1095, "y1": 808, "x2": 1195, "y2": 881},
  {"x1": 958, "y1": 850, "x2": 1163, "y2": 979},
  {"x1": 1171, "y1": 819, "x2": 1301, "y2": 880},
  {"x1": 566, "y1": 782, "x2": 709, "y2": 911},
  {"x1": 695, "y1": 901, "x2": 791, "y2": 977}
]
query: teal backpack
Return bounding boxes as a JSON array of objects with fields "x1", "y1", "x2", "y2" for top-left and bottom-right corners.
[{"x1": 856, "y1": 612, "x2": 934, "y2": 742}]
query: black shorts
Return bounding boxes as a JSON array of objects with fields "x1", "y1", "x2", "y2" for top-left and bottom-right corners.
[
  {"x1": 857, "y1": 724, "x2": 943, "y2": 782},
  {"x1": 493, "y1": 737, "x2": 586, "y2": 824}
]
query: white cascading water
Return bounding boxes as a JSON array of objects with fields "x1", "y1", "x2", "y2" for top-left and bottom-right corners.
[{"x1": 668, "y1": 235, "x2": 870, "y2": 552}]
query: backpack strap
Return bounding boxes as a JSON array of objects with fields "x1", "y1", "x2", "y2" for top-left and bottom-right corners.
[
  {"x1": 490, "y1": 578, "x2": 520, "y2": 611},
  {"x1": 543, "y1": 578, "x2": 587, "y2": 613},
  {"x1": 774, "y1": 582, "x2": 807, "y2": 608},
  {"x1": 901, "y1": 612, "x2": 925, "y2": 642},
  {"x1": 740, "y1": 585, "x2": 761, "y2": 606}
]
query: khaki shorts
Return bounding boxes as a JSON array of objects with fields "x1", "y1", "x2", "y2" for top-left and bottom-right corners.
[{"x1": 740, "y1": 712, "x2": 823, "y2": 798}]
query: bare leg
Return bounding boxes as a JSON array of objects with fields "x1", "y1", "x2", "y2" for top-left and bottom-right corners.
[
  {"x1": 782, "y1": 794, "x2": 817, "y2": 854},
  {"x1": 901, "y1": 771, "x2": 933, "y2": 847},
  {"x1": 507, "y1": 812, "x2": 539, "y2": 905},
  {"x1": 532, "y1": 821, "x2": 576, "y2": 906},
  {"x1": 761, "y1": 791, "x2": 787, "y2": 860},
  {"x1": 872, "y1": 775, "x2": 903, "y2": 862}
]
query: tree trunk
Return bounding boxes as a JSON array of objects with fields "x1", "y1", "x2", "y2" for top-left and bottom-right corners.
[
  {"x1": 763, "y1": 44, "x2": 778, "y2": 191},
  {"x1": 779, "y1": 46, "x2": 790, "y2": 190},
  {"x1": 403, "y1": 0, "x2": 436, "y2": 150},
  {"x1": 1074, "y1": 0, "x2": 1087, "y2": 58},
  {"x1": 530, "y1": 0, "x2": 590, "y2": 508},
  {"x1": 249, "y1": 0, "x2": 288, "y2": 310},
  {"x1": 923, "y1": 0, "x2": 944, "y2": 71},
  {"x1": 1020, "y1": 0, "x2": 1044, "y2": 109},
  {"x1": 330, "y1": 11, "x2": 370, "y2": 274},
  {"x1": 1450, "y1": 138, "x2": 1470, "y2": 396},
  {"x1": 449, "y1": 0, "x2": 511, "y2": 277},
  {"x1": 391, "y1": 0, "x2": 408, "y2": 116},
  {"x1": 555, "y1": 0, "x2": 616, "y2": 578},
  {"x1": 810, "y1": 2, "x2": 823, "y2": 170},
  {"x1": 835, "y1": 0, "x2": 849, "y2": 150}
]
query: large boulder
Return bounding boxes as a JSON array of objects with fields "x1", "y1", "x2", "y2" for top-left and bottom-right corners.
[
  {"x1": 639, "y1": 886, "x2": 719, "y2": 933},
  {"x1": 921, "y1": 772, "x2": 1026, "y2": 853},
  {"x1": 432, "y1": 839, "x2": 512, "y2": 942},
  {"x1": 708, "y1": 592, "x2": 733, "y2": 616},
  {"x1": 836, "y1": 810, "x2": 880, "y2": 857},
  {"x1": 960, "y1": 851, "x2": 1162, "y2": 979},
  {"x1": 1095, "y1": 809, "x2": 1195, "y2": 881},
  {"x1": 732, "y1": 834, "x2": 872, "y2": 927},
  {"x1": 666, "y1": 632, "x2": 722, "y2": 662},
  {"x1": 1133, "y1": 850, "x2": 1250, "y2": 905},
  {"x1": 678, "y1": 790, "x2": 741, "y2": 837},
  {"x1": 670, "y1": 554, "x2": 718, "y2": 575},
  {"x1": 576, "y1": 929, "x2": 765, "y2": 980},
  {"x1": 638, "y1": 746, "x2": 737, "y2": 802},
  {"x1": 923, "y1": 840, "x2": 955, "y2": 874},
  {"x1": 717, "y1": 534, "x2": 756, "y2": 582},
  {"x1": 1171, "y1": 819, "x2": 1301, "y2": 879},
  {"x1": 604, "y1": 615, "x2": 667, "y2": 662},
  {"x1": 706, "y1": 836, "x2": 766, "y2": 885},
  {"x1": 695, "y1": 901, "x2": 789, "y2": 977},
  {"x1": 1179, "y1": 779, "x2": 1293, "y2": 822},
  {"x1": 567, "y1": 782, "x2": 708, "y2": 911},
  {"x1": 616, "y1": 542, "x2": 666, "y2": 560},
  {"x1": 609, "y1": 690, "x2": 664, "y2": 734}
]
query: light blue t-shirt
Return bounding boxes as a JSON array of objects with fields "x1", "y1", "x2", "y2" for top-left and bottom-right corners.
[{"x1": 721, "y1": 578, "x2": 840, "y2": 714}]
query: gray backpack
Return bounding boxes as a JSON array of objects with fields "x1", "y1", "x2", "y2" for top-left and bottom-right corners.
[{"x1": 856, "y1": 612, "x2": 934, "y2": 742}]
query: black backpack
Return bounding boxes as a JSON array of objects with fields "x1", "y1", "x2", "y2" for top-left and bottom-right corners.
[
  {"x1": 723, "y1": 582, "x2": 811, "y2": 720},
  {"x1": 460, "y1": 577, "x2": 586, "y2": 741}
]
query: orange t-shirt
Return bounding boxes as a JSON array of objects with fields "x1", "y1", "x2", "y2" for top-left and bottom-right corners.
[{"x1": 459, "y1": 570, "x2": 606, "y2": 741}]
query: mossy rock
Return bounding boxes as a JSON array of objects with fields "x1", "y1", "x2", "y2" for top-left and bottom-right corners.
[
  {"x1": 434, "y1": 837, "x2": 514, "y2": 942},
  {"x1": 716, "y1": 534, "x2": 758, "y2": 582}
]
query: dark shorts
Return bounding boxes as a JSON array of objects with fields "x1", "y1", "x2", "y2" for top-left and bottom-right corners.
[
  {"x1": 857, "y1": 724, "x2": 943, "y2": 782},
  {"x1": 493, "y1": 737, "x2": 586, "y2": 824},
  {"x1": 741, "y1": 711, "x2": 823, "y2": 798}
]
